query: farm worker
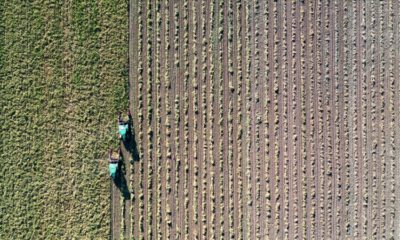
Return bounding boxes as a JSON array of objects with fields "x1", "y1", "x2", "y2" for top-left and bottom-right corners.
[
  {"x1": 118, "y1": 110, "x2": 132, "y2": 141},
  {"x1": 109, "y1": 147, "x2": 121, "y2": 179}
]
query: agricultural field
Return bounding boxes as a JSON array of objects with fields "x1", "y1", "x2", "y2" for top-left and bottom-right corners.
[
  {"x1": 126, "y1": 0, "x2": 400, "y2": 239},
  {"x1": 1, "y1": 0, "x2": 400, "y2": 239},
  {"x1": 0, "y1": 0, "x2": 127, "y2": 239}
]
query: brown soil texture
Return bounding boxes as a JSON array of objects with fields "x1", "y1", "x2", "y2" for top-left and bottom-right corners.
[{"x1": 119, "y1": 0, "x2": 400, "y2": 239}]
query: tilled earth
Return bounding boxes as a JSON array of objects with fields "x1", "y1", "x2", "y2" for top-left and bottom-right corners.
[{"x1": 113, "y1": 0, "x2": 400, "y2": 239}]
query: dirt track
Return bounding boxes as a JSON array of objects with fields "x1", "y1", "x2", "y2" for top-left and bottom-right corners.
[
  {"x1": 119, "y1": 0, "x2": 400, "y2": 239},
  {"x1": 110, "y1": 179, "x2": 121, "y2": 240}
]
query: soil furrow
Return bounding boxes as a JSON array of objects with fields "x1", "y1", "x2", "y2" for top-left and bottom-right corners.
[
  {"x1": 365, "y1": 0, "x2": 374, "y2": 237},
  {"x1": 386, "y1": 2, "x2": 397, "y2": 233},
  {"x1": 203, "y1": 0, "x2": 213, "y2": 238},
  {"x1": 137, "y1": 1, "x2": 147, "y2": 239},
  {"x1": 155, "y1": 10, "x2": 162, "y2": 236},
  {"x1": 329, "y1": 1, "x2": 338, "y2": 239},
  {"x1": 347, "y1": 2, "x2": 354, "y2": 237},
  {"x1": 177, "y1": 0, "x2": 186, "y2": 237},
  {"x1": 239, "y1": 1, "x2": 249, "y2": 239},
  {"x1": 276, "y1": 1, "x2": 285, "y2": 238},
  {"x1": 182, "y1": 1, "x2": 190, "y2": 238},
  {"x1": 266, "y1": 1, "x2": 277, "y2": 238},
  {"x1": 286, "y1": 0, "x2": 295, "y2": 238},
  {"x1": 336, "y1": 1, "x2": 346, "y2": 238},
  {"x1": 389, "y1": 2, "x2": 397, "y2": 236},
  {"x1": 258, "y1": 0, "x2": 268, "y2": 238},
  {"x1": 321, "y1": 2, "x2": 330, "y2": 238},
  {"x1": 158, "y1": 0, "x2": 168, "y2": 238},
  {"x1": 226, "y1": 2, "x2": 236, "y2": 238},
  {"x1": 332, "y1": 2, "x2": 340, "y2": 237},
  {"x1": 326, "y1": 1, "x2": 336, "y2": 237},
  {"x1": 211, "y1": 0, "x2": 222, "y2": 238},
  {"x1": 222, "y1": 1, "x2": 231, "y2": 239},
  {"x1": 294, "y1": 1, "x2": 304, "y2": 239},
  {"x1": 187, "y1": 0, "x2": 196, "y2": 237},
  {"x1": 359, "y1": 12, "x2": 368, "y2": 238},
  {"x1": 393, "y1": 1, "x2": 400, "y2": 239},
  {"x1": 194, "y1": 1, "x2": 205, "y2": 239},
  {"x1": 368, "y1": 2, "x2": 378, "y2": 237},
  {"x1": 167, "y1": 1, "x2": 177, "y2": 238},
  {"x1": 375, "y1": 2, "x2": 383, "y2": 238},
  {"x1": 140, "y1": 1, "x2": 150, "y2": 239},
  {"x1": 304, "y1": 1, "x2": 314, "y2": 239},
  {"x1": 128, "y1": 0, "x2": 139, "y2": 238},
  {"x1": 231, "y1": 0, "x2": 240, "y2": 238},
  {"x1": 282, "y1": 3, "x2": 290, "y2": 237},
  {"x1": 295, "y1": 1, "x2": 308, "y2": 239},
  {"x1": 347, "y1": 2, "x2": 356, "y2": 237},
  {"x1": 122, "y1": 146, "x2": 132, "y2": 240},
  {"x1": 355, "y1": 1, "x2": 364, "y2": 238},
  {"x1": 249, "y1": 0, "x2": 258, "y2": 239},
  {"x1": 194, "y1": 1, "x2": 206, "y2": 239},
  {"x1": 359, "y1": 2, "x2": 368, "y2": 236},
  {"x1": 150, "y1": 0, "x2": 159, "y2": 238},
  {"x1": 312, "y1": 1, "x2": 322, "y2": 239},
  {"x1": 382, "y1": 1, "x2": 392, "y2": 238}
]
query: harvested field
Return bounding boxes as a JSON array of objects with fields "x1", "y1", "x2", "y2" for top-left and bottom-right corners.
[
  {"x1": 1, "y1": 0, "x2": 399, "y2": 239},
  {"x1": 127, "y1": 0, "x2": 400, "y2": 239}
]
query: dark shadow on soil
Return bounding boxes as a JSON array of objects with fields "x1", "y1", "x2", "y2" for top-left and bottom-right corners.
[
  {"x1": 114, "y1": 114, "x2": 140, "y2": 200},
  {"x1": 122, "y1": 115, "x2": 140, "y2": 163},
  {"x1": 114, "y1": 160, "x2": 130, "y2": 200}
]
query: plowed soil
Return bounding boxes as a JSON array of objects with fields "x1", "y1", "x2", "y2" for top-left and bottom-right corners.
[{"x1": 116, "y1": 0, "x2": 400, "y2": 239}]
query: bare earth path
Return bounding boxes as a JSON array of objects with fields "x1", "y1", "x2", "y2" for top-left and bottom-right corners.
[{"x1": 110, "y1": 180, "x2": 121, "y2": 240}]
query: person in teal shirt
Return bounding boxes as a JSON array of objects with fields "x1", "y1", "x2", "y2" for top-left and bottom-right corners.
[
  {"x1": 109, "y1": 147, "x2": 121, "y2": 179},
  {"x1": 118, "y1": 110, "x2": 132, "y2": 141}
]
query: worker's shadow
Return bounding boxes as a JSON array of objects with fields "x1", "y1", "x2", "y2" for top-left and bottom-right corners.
[
  {"x1": 115, "y1": 160, "x2": 130, "y2": 200},
  {"x1": 123, "y1": 116, "x2": 140, "y2": 163}
]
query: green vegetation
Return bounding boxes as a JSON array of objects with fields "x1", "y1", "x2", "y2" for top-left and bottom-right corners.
[{"x1": 0, "y1": 0, "x2": 127, "y2": 238}]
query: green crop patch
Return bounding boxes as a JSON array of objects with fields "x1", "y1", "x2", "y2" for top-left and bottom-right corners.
[{"x1": 0, "y1": 0, "x2": 127, "y2": 238}]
